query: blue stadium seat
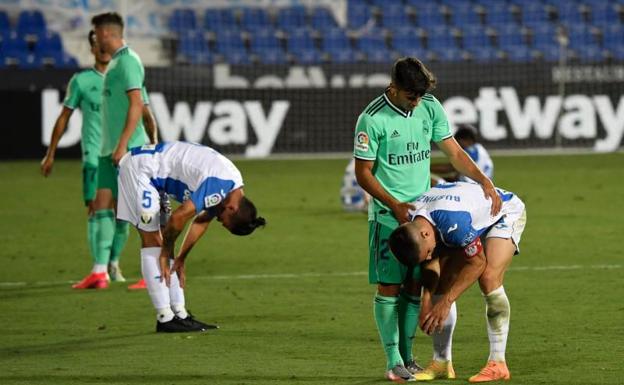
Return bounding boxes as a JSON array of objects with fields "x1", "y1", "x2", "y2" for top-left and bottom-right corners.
[
  {"x1": 461, "y1": 25, "x2": 491, "y2": 49},
  {"x1": 291, "y1": 49, "x2": 324, "y2": 64},
  {"x1": 310, "y1": 8, "x2": 338, "y2": 30},
  {"x1": 366, "y1": 49, "x2": 395, "y2": 63},
  {"x1": 185, "y1": 51, "x2": 214, "y2": 65},
  {"x1": 286, "y1": 28, "x2": 316, "y2": 53},
  {"x1": 169, "y1": 9, "x2": 197, "y2": 34},
  {"x1": 415, "y1": 4, "x2": 446, "y2": 28},
  {"x1": 177, "y1": 30, "x2": 210, "y2": 61},
  {"x1": 214, "y1": 29, "x2": 246, "y2": 54},
  {"x1": 203, "y1": 9, "x2": 237, "y2": 31},
  {"x1": 4, "y1": 50, "x2": 39, "y2": 69},
  {"x1": 519, "y1": 2, "x2": 550, "y2": 25},
  {"x1": 565, "y1": 25, "x2": 597, "y2": 50},
  {"x1": 277, "y1": 6, "x2": 307, "y2": 32},
  {"x1": 0, "y1": 11, "x2": 11, "y2": 37},
  {"x1": 450, "y1": 4, "x2": 481, "y2": 26},
  {"x1": 249, "y1": 28, "x2": 281, "y2": 52},
  {"x1": 589, "y1": 3, "x2": 621, "y2": 25},
  {"x1": 371, "y1": 0, "x2": 405, "y2": 7},
  {"x1": 505, "y1": 46, "x2": 534, "y2": 63},
  {"x1": 321, "y1": 28, "x2": 356, "y2": 57},
  {"x1": 426, "y1": 26, "x2": 457, "y2": 49},
  {"x1": 381, "y1": 4, "x2": 413, "y2": 31},
  {"x1": 484, "y1": 3, "x2": 517, "y2": 27},
  {"x1": 220, "y1": 50, "x2": 251, "y2": 65},
  {"x1": 432, "y1": 47, "x2": 465, "y2": 62},
  {"x1": 391, "y1": 27, "x2": 424, "y2": 52},
  {"x1": 2, "y1": 33, "x2": 29, "y2": 57},
  {"x1": 240, "y1": 8, "x2": 272, "y2": 32},
  {"x1": 572, "y1": 44, "x2": 605, "y2": 63},
  {"x1": 495, "y1": 24, "x2": 524, "y2": 49},
  {"x1": 348, "y1": 3, "x2": 373, "y2": 29},
  {"x1": 556, "y1": 3, "x2": 586, "y2": 25},
  {"x1": 603, "y1": 25, "x2": 623, "y2": 50},
  {"x1": 608, "y1": 45, "x2": 624, "y2": 61},
  {"x1": 329, "y1": 49, "x2": 357, "y2": 63},
  {"x1": 35, "y1": 32, "x2": 63, "y2": 55},
  {"x1": 256, "y1": 48, "x2": 288, "y2": 64},
  {"x1": 528, "y1": 23, "x2": 558, "y2": 47},
  {"x1": 16, "y1": 10, "x2": 47, "y2": 39},
  {"x1": 356, "y1": 31, "x2": 393, "y2": 57}
]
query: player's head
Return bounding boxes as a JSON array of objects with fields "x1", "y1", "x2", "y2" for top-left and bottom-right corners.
[
  {"x1": 454, "y1": 124, "x2": 478, "y2": 149},
  {"x1": 216, "y1": 195, "x2": 266, "y2": 236},
  {"x1": 388, "y1": 57, "x2": 437, "y2": 111},
  {"x1": 88, "y1": 30, "x2": 111, "y2": 65},
  {"x1": 91, "y1": 12, "x2": 124, "y2": 54},
  {"x1": 389, "y1": 220, "x2": 437, "y2": 266}
]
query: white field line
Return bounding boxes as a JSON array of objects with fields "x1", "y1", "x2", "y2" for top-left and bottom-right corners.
[{"x1": 0, "y1": 264, "x2": 621, "y2": 288}]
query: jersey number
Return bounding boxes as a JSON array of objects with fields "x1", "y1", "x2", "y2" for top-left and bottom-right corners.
[{"x1": 142, "y1": 191, "x2": 152, "y2": 208}]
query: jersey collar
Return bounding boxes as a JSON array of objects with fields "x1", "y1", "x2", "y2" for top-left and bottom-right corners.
[
  {"x1": 91, "y1": 67, "x2": 105, "y2": 76},
  {"x1": 383, "y1": 92, "x2": 413, "y2": 118},
  {"x1": 112, "y1": 45, "x2": 128, "y2": 58}
]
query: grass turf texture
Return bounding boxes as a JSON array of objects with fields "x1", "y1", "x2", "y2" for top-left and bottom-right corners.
[{"x1": 0, "y1": 153, "x2": 622, "y2": 385}]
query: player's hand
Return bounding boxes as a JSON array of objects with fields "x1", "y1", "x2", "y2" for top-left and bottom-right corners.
[
  {"x1": 40, "y1": 155, "x2": 54, "y2": 177},
  {"x1": 87, "y1": 200, "x2": 95, "y2": 216},
  {"x1": 421, "y1": 299, "x2": 452, "y2": 335},
  {"x1": 171, "y1": 257, "x2": 186, "y2": 288},
  {"x1": 159, "y1": 254, "x2": 171, "y2": 287},
  {"x1": 419, "y1": 296, "x2": 433, "y2": 330},
  {"x1": 481, "y1": 180, "x2": 501, "y2": 216},
  {"x1": 391, "y1": 202, "x2": 416, "y2": 224},
  {"x1": 112, "y1": 146, "x2": 127, "y2": 166}
]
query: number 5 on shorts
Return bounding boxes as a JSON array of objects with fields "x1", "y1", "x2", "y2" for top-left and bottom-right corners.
[{"x1": 142, "y1": 190, "x2": 152, "y2": 208}]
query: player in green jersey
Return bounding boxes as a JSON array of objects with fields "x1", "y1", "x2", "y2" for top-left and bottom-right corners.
[
  {"x1": 66, "y1": 14, "x2": 158, "y2": 290},
  {"x1": 353, "y1": 57, "x2": 501, "y2": 383}
]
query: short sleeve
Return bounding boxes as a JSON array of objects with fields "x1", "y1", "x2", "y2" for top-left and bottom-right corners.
[
  {"x1": 353, "y1": 113, "x2": 379, "y2": 160},
  {"x1": 429, "y1": 95, "x2": 452, "y2": 143},
  {"x1": 63, "y1": 75, "x2": 82, "y2": 109},
  {"x1": 190, "y1": 177, "x2": 237, "y2": 215},
  {"x1": 141, "y1": 86, "x2": 150, "y2": 105},
  {"x1": 121, "y1": 56, "x2": 144, "y2": 91}
]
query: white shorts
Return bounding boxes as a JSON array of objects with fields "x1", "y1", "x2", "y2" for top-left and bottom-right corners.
[
  {"x1": 484, "y1": 198, "x2": 527, "y2": 254},
  {"x1": 116, "y1": 153, "x2": 162, "y2": 232}
]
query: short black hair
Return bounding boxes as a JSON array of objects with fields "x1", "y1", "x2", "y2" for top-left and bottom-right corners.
[
  {"x1": 454, "y1": 124, "x2": 478, "y2": 143},
  {"x1": 391, "y1": 57, "x2": 437, "y2": 97},
  {"x1": 88, "y1": 30, "x2": 96, "y2": 48},
  {"x1": 91, "y1": 12, "x2": 124, "y2": 29},
  {"x1": 230, "y1": 196, "x2": 266, "y2": 236},
  {"x1": 388, "y1": 224, "x2": 420, "y2": 267}
]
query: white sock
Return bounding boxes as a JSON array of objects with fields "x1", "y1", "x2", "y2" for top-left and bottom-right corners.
[
  {"x1": 140, "y1": 247, "x2": 173, "y2": 322},
  {"x1": 483, "y1": 286, "x2": 510, "y2": 362},
  {"x1": 109, "y1": 261, "x2": 120, "y2": 268},
  {"x1": 92, "y1": 264, "x2": 107, "y2": 273},
  {"x1": 432, "y1": 295, "x2": 457, "y2": 362},
  {"x1": 168, "y1": 260, "x2": 187, "y2": 319}
]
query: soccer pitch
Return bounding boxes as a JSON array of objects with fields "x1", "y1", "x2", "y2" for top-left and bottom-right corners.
[{"x1": 0, "y1": 153, "x2": 622, "y2": 385}]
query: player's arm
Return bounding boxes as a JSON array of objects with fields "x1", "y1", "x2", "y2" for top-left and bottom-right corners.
[
  {"x1": 142, "y1": 104, "x2": 158, "y2": 144},
  {"x1": 171, "y1": 212, "x2": 213, "y2": 288},
  {"x1": 112, "y1": 89, "x2": 143, "y2": 165},
  {"x1": 355, "y1": 159, "x2": 414, "y2": 224},
  {"x1": 421, "y1": 244, "x2": 486, "y2": 334},
  {"x1": 41, "y1": 106, "x2": 75, "y2": 177},
  {"x1": 159, "y1": 199, "x2": 197, "y2": 286},
  {"x1": 437, "y1": 137, "x2": 501, "y2": 215}
]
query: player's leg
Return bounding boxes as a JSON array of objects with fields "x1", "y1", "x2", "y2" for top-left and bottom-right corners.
[
  {"x1": 468, "y1": 237, "x2": 515, "y2": 383},
  {"x1": 370, "y1": 219, "x2": 416, "y2": 382},
  {"x1": 398, "y1": 273, "x2": 423, "y2": 374},
  {"x1": 82, "y1": 162, "x2": 98, "y2": 263},
  {"x1": 415, "y1": 256, "x2": 457, "y2": 381},
  {"x1": 108, "y1": 219, "x2": 129, "y2": 281}
]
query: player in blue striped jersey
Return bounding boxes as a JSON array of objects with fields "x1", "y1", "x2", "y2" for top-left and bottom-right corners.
[
  {"x1": 117, "y1": 141, "x2": 266, "y2": 332},
  {"x1": 389, "y1": 181, "x2": 526, "y2": 382}
]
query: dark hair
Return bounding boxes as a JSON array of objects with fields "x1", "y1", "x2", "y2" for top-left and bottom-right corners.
[
  {"x1": 230, "y1": 196, "x2": 266, "y2": 236},
  {"x1": 454, "y1": 124, "x2": 478, "y2": 143},
  {"x1": 88, "y1": 30, "x2": 96, "y2": 48},
  {"x1": 391, "y1": 57, "x2": 436, "y2": 97},
  {"x1": 91, "y1": 12, "x2": 124, "y2": 29},
  {"x1": 388, "y1": 224, "x2": 420, "y2": 267}
]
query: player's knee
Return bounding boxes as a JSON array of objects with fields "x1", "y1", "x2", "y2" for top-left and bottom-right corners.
[
  {"x1": 479, "y1": 269, "x2": 504, "y2": 293},
  {"x1": 139, "y1": 230, "x2": 162, "y2": 248}
]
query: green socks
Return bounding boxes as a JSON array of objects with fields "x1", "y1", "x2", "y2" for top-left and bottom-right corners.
[
  {"x1": 94, "y1": 209, "x2": 115, "y2": 265},
  {"x1": 374, "y1": 294, "x2": 403, "y2": 370},
  {"x1": 87, "y1": 215, "x2": 98, "y2": 263},
  {"x1": 398, "y1": 291, "x2": 421, "y2": 363},
  {"x1": 109, "y1": 220, "x2": 129, "y2": 263}
]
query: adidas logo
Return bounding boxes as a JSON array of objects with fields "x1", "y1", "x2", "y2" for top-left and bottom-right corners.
[
  {"x1": 391, "y1": 130, "x2": 400, "y2": 138},
  {"x1": 90, "y1": 86, "x2": 98, "y2": 92}
]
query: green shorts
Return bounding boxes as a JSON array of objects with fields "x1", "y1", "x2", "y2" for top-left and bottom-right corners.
[
  {"x1": 368, "y1": 212, "x2": 421, "y2": 285},
  {"x1": 97, "y1": 155, "x2": 119, "y2": 199},
  {"x1": 82, "y1": 162, "x2": 98, "y2": 205}
]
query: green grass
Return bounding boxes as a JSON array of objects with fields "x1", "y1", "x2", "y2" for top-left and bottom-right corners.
[{"x1": 0, "y1": 153, "x2": 623, "y2": 385}]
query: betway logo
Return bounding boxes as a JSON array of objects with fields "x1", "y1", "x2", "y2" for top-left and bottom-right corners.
[
  {"x1": 443, "y1": 87, "x2": 624, "y2": 152},
  {"x1": 42, "y1": 90, "x2": 290, "y2": 157}
]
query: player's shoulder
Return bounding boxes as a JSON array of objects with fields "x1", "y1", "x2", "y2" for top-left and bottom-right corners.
[
  {"x1": 361, "y1": 94, "x2": 388, "y2": 117},
  {"x1": 420, "y1": 93, "x2": 441, "y2": 106}
]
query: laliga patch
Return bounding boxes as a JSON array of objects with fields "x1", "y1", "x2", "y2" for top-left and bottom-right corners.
[
  {"x1": 140, "y1": 212, "x2": 153, "y2": 224},
  {"x1": 355, "y1": 132, "x2": 369, "y2": 152},
  {"x1": 204, "y1": 193, "x2": 222, "y2": 208},
  {"x1": 463, "y1": 238, "x2": 483, "y2": 259}
]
